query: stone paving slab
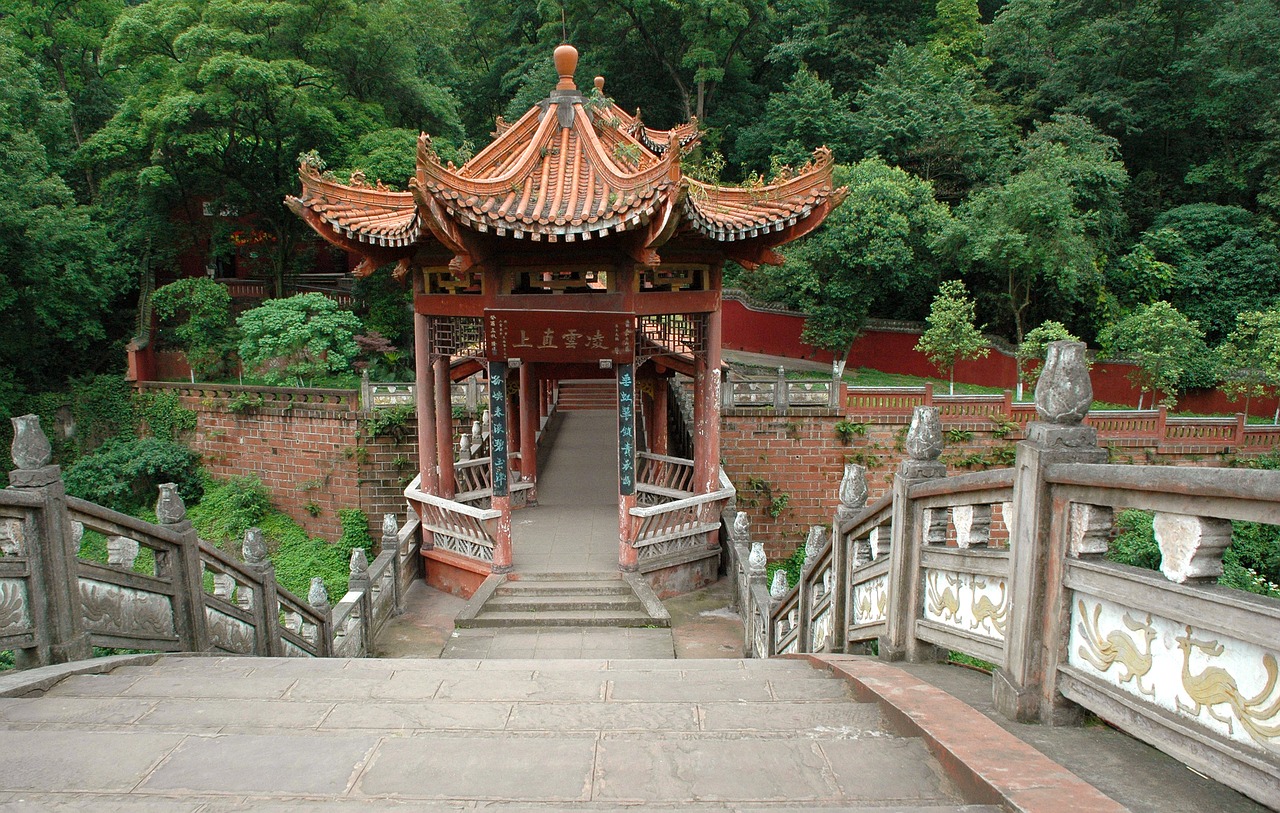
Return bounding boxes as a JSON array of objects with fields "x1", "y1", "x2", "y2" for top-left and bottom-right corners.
[
  {"x1": 0, "y1": 730, "x2": 186, "y2": 792},
  {"x1": 357, "y1": 735, "x2": 598, "y2": 801},
  {"x1": 138, "y1": 733, "x2": 379, "y2": 796}
]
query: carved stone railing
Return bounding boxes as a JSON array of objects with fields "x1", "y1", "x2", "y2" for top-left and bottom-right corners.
[
  {"x1": 360, "y1": 374, "x2": 490, "y2": 413},
  {"x1": 730, "y1": 342, "x2": 1279, "y2": 807},
  {"x1": 723, "y1": 367, "x2": 840, "y2": 412},
  {"x1": 1, "y1": 415, "x2": 413, "y2": 667},
  {"x1": 628, "y1": 468, "x2": 734, "y2": 569}
]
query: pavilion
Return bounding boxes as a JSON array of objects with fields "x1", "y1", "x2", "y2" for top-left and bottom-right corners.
[{"x1": 288, "y1": 43, "x2": 845, "y2": 595}]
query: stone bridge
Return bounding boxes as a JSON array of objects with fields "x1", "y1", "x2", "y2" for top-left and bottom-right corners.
[{"x1": 0, "y1": 343, "x2": 1277, "y2": 810}]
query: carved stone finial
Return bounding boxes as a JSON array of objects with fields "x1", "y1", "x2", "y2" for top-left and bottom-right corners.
[
  {"x1": 472, "y1": 419, "x2": 482, "y2": 439},
  {"x1": 155, "y1": 483, "x2": 186, "y2": 525},
  {"x1": 748, "y1": 541, "x2": 766, "y2": 577},
  {"x1": 482, "y1": 409, "x2": 491, "y2": 427},
  {"x1": 733, "y1": 511, "x2": 750, "y2": 543},
  {"x1": 1035, "y1": 341, "x2": 1092, "y2": 425},
  {"x1": 804, "y1": 525, "x2": 826, "y2": 565},
  {"x1": 769, "y1": 569, "x2": 789, "y2": 600},
  {"x1": 381, "y1": 512, "x2": 398, "y2": 543},
  {"x1": 242, "y1": 528, "x2": 268, "y2": 569},
  {"x1": 459, "y1": 433, "x2": 472, "y2": 461},
  {"x1": 837, "y1": 463, "x2": 868, "y2": 521},
  {"x1": 349, "y1": 547, "x2": 369, "y2": 578},
  {"x1": 308, "y1": 576, "x2": 330, "y2": 614},
  {"x1": 10, "y1": 415, "x2": 52, "y2": 470},
  {"x1": 905, "y1": 407, "x2": 943, "y2": 461}
]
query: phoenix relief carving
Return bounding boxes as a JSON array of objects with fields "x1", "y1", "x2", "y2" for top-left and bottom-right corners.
[
  {"x1": 1074, "y1": 600, "x2": 1156, "y2": 697},
  {"x1": 1175, "y1": 626, "x2": 1280, "y2": 746}
]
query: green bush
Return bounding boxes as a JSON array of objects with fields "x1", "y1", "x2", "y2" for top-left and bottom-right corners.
[
  {"x1": 1106, "y1": 510, "x2": 1161, "y2": 571},
  {"x1": 133, "y1": 390, "x2": 196, "y2": 442},
  {"x1": 151, "y1": 278, "x2": 237, "y2": 380},
  {"x1": 63, "y1": 438, "x2": 202, "y2": 514},
  {"x1": 338, "y1": 508, "x2": 375, "y2": 553},
  {"x1": 766, "y1": 543, "x2": 808, "y2": 591},
  {"x1": 189, "y1": 475, "x2": 272, "y2": 548},
  {"x1": 237, "y1": 294, "x2": 363, "y2": 386}
]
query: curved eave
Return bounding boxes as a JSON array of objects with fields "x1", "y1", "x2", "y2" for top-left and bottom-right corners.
[{"x1": 291, "y1": 166, "x2": 423, "y2": 250}]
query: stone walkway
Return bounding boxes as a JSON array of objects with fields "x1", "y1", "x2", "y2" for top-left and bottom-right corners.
[{"x1": 0, "y1": 654, "x2": 1001, "y2": 811}]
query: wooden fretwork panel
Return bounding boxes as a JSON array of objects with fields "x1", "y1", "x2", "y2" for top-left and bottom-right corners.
[
  {"x1": 640, "y1": 264, "x2": 707, "y2": 292},
  {"x1": 424, "y1": 268, "x2": 482, "y2": 295}
]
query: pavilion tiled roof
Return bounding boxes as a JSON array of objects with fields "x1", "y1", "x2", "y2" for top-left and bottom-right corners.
[{"x1": 288, "y1": 43, "x2": 845, "y2": 270}]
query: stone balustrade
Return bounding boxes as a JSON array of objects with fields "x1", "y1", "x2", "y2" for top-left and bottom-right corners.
[
  {"x1": 729, "y1": 341, "x2": 1280, "y2": 808},
  {"x1": 0, "y1": 417, "x2": 415, "y2": 666}
]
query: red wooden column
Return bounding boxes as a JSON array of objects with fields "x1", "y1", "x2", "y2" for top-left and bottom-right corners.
[
  {"x1": 488, "y1": 361, "x2": 513, "y2": 573},
  {"x1": 652, "y1": 374, "x2": 669, "y2": 456},
  {"x1": 693, "y1": 288, "x2": 723, "y2": 494},
  {"x1": 412, "y1": 277, "x2": 440, "y2": 494},
  {"x1": 617, "y1": 361, "x2": 639, "y2": 571},
  {"x1": 434, "y1": 357, "x2": 455, "y2": 499},
  {"x1": 519, "y1": 362, "x2": 537, "y2": 496}
]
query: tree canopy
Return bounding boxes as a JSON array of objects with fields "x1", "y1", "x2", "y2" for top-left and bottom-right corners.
[{"x1": 5, "y1": 0, "x2": 1280, "y2": 410}]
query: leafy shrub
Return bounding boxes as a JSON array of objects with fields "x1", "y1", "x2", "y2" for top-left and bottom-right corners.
[
  {"x1": 63, "y1": 438, "x2": 202, "y2": 514},
  {"x1": 237, "y1": 294, "x2": 362, "y2": 386},
  {"x1": 152, "y1": 278, "x2": 237, "y2": 380},
  {"x1": 134, "y1": 390, "x2": 196, "y2": 442},
  {"x1": 338, "y1": 508, "x2": 375, "y2": 553},
  {"x1": 189, "y1": 475, "x2": 272, "y2": 548},
  {"x1": 1106, "y1": 510, "x2": 1161, "y2": 571}
]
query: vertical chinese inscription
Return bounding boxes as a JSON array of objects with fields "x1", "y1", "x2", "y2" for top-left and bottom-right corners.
[
  {"x1": 489, "y1": 361, "x2": 509, "y2": 497},
  {"x1": 618, "y1": 362, "x2": 635, "y2": 496}
]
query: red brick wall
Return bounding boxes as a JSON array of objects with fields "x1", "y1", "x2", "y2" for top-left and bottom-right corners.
[
  {"x1": 721, "y1": 407, "x2": 1276, "y2": 560},
  {"x1": 138, "y1": 383, "x2": 423, "y2": 541}
]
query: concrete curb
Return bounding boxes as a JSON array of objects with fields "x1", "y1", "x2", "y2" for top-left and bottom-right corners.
[
  {"x1": 453, "y1": 572, "x2": 506, "y2": 623},
  {"x1": 0, "y1": 654, "x2": 161, "y2": 698},
  {"x1": 798, "y1": 654, "x2": 1131, "y2": 813}
]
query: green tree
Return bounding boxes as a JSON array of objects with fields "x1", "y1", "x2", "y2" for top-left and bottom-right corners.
[
  {"x1": 739, "y1": 159, "x2": 950, "y2": 362},
  {"x1": 928, "y1": 0, "x2": 987, "y2": 73},
  {"x1": 851, "y1": 43, "x2": 1012, "y2": 200},
  {"x1": 1219, "y1": 308, "x2": 1280, "y2": 423},
  {"x1": 0, "y1": 39, "x2": 131, "y2": 397},
  {"x1": 237, "y1": 294, "x2": 363, "y2": 387},
  {"x1": 1138, "y1": 204, "x2": 1280, "y2": 342},
  {"x1": 84, "y1": 0, "x2": 463, "y2": 297},
  {"x1": 734, "y1": 67, "x2": 857, "y2": 173},
  {"x1": 916, "y1": 280, "x2": 990, "y2": 394},
  {"x1": 1015, "y1": 320, "x2": 1079, "y2": 401},
  {"x1": 938, "y1": 114, "x2": 1128, "y2": 342},
  {"x1": 1100, "y1": 301, "x2": 1211, "y2": 408},
  {"x1": 151, "y1": 277, "x2": 236, "y2": 381}
]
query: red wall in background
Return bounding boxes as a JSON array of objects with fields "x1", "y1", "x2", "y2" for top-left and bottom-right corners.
[{"x1": 722, "y1": 298, "x2": 1279, "y2": 418}]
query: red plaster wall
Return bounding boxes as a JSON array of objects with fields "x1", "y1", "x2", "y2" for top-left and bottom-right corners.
[{"x1": 722, "y1": 298, "x2": 1279, "y2": 417}]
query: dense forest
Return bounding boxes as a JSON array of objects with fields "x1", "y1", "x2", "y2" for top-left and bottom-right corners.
[{"x1": 3, "y1": 0, "x2": 1280, "y2": 414}]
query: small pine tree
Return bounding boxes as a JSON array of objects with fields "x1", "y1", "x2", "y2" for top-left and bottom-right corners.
[{"x1": 916, "y1": 280, "x2": 989, "y2": 395}]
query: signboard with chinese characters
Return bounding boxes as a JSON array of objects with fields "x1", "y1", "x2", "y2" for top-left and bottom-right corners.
[
  {"x1": 488, "y1": 361, "x2": 508, "y2": 497},
  {"x1": 617, "y1": 362, "x2": 635, "y2": 496},
  {"x1": 484, "y1": 310, "x2": 634, "y2": 363}
]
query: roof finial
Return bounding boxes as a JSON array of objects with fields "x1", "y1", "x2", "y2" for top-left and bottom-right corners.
[
  {"x1": 594, "y1": 76, "x2": 605, "y2": 93},
  {"x1": 554, "y1": 43, "x2": 578, "y2": 91}
]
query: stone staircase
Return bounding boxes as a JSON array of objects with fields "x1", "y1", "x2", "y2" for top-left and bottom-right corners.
[
  {"x1": 557, "y1": 379, "x2": 616, "y2": 410},
  {"x1": 456, "y1": 572, "x2": 670, "y2": 629},
  {"x1": 0, "y1": 654, "x2": 1002, "y2": 810}
]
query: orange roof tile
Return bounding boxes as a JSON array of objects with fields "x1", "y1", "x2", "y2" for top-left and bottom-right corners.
[{"x1": 288, "y1": 44, "x2": 845, "y2": 268}]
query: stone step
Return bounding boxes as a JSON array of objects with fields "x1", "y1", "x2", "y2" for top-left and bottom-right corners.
[
  {"x1": 497, "y1": 580, "x2": 633, "y2": 596},
  {"x1": 511, "y1": 571, "x2": 625, "y2": 582},
  {"x1": 484, "y1": 594, "x2": 644, "y2": 613},
  {"x1": 459, "y1": 609, "x2": 667, "y2": 628}
]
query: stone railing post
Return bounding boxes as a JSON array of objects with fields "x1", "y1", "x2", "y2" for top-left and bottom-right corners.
[
  {"x1": 796, "y1": 525, "x2": 824, "y2": 652},
  {"x1": 774, "y1": 366, "x2": 788, "y2": 413},
  {"x1": 308, "y1": 577, "x2": 334, "y2": 657},
  {"x1": 8, "y1": 415, "x2": 91, "y2": 666},
  {"x1": 359, "y1": 370, "x2": 372, "y2": 413},
  {"x1": 994, "y1": 341, "x2": 1107, "y2": 724},
  {"x1": 830, "y1": 463, "x2": 868, "y2": 653},
  {"x1": 382, "y1": 512, "x2": 403, "y2": 613},
  {"x1": 242, "y1": 527, "x2": 282, "y2": 656},
  {"x1": 155, "y1": 483, "x2": 211, "y2": 654},
  {"x1": 881, "y1": 406, "x2": 946, "y2": 662},
  {"x1": 348, "y1": 547, "x2": 372, "y2": 656},
  {"x1": 745, "y1": 521, "x2": 766, "y2": 655}
]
